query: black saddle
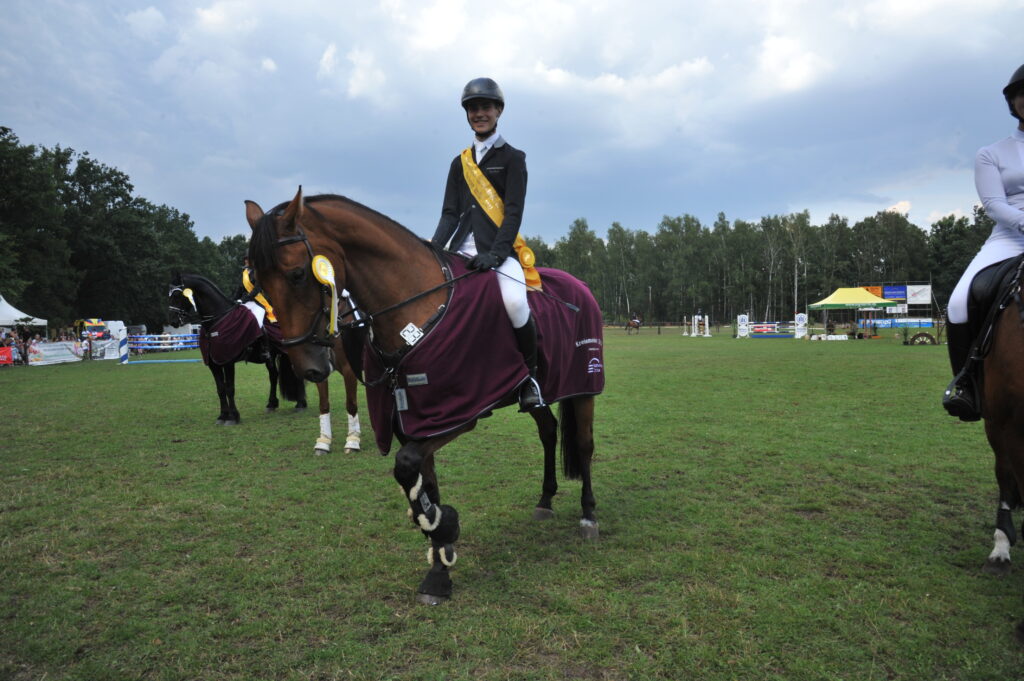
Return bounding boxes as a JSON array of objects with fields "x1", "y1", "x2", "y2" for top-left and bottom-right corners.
[{"x1": 966, "y1": 253, "x2": 1024, "y2": 358}]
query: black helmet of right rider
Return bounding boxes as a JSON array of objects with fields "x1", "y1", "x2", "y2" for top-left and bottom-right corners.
[
  {"x1": 1003, "y1": 64, "x2": 1024, "y2": 120},
  {"x1": 461, "y1": 78, "x2": 504, "y2": 110}
]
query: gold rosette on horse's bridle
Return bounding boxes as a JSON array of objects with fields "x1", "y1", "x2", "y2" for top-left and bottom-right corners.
[{"x1": 460, "y1": 148, "x2": 542, "y2": 291}]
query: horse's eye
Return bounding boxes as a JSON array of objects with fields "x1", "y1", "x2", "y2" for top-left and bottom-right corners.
[{"x1": 287, "y1": 268, "x2": 306, "y2": 285}]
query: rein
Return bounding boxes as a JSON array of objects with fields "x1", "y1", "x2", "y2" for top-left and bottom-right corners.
[{"x1": 268, "y1": 225, "x2": 477, "y2": 371}]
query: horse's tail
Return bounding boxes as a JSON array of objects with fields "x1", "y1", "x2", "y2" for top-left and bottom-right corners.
[
  {"x1": 276, "y1": 351, "x2": 306, "y2": 403},
  {"x1": 559, "y1": 401, "x2": 583, "y2": 480}
]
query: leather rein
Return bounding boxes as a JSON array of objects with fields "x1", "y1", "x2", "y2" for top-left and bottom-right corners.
[{"x1": 266, "y1": 225, "x2": 474, "y2": 351}]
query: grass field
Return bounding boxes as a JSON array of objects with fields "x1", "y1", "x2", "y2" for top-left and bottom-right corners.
[{"x1": 1, "y1": 330, "x2": 1021, "y2": 680}]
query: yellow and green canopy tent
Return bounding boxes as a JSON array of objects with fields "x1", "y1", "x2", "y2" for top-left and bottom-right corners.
[{"x1": 808, "y1": 287, "x2": 897, "y2": 309}]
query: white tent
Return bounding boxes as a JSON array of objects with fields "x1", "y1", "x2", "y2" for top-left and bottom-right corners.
[{"x1": 0, "y1": 293, "x2": 47, "y2": 327}]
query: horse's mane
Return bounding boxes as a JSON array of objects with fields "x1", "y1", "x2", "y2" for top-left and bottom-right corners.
[
  {"x1": 179, "y1": 273, "x2": 231, "y2": 300},
  {"x1": 249, "y1": 194, "x2": 427, "y2": 272}
]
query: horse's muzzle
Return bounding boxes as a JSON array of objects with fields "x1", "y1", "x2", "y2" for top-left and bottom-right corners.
[{"x1": 304, "y1": 368, "x2": 330, "y2": 384}]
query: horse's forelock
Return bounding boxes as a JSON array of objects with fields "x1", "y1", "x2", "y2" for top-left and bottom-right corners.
[{"x1": 249, "y1": 210, "x2": 283, "y2": 272}]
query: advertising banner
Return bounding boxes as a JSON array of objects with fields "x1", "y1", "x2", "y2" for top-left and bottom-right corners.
[
  {"x1": 28, "y1": 341, "x2": 84, "y2": 366},
  {"x1": 907, "y1": 284, "x2": 932, "y2": 305},
  {"x1": 883, "y1": 285, "x2": 907, "y2": 300},
  {"x1": 0, "y1": 347, "x2": 11, "y2": 365}
]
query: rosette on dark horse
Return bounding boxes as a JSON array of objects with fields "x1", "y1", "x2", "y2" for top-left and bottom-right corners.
[
  {"x1": 198, "y1": 305, "x2": 265, "y2": 366},
  {"x1": 364, "y1": 256, "x2": 604, "y2": 453}
]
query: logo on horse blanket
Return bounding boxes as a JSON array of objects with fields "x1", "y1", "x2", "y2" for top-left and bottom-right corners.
[
  {"x1": 198, "y1": 303, "x2": 281, "y2": 365},
  {"x1": 364, "y1": 258, "x2": 605, "y2": 454}
]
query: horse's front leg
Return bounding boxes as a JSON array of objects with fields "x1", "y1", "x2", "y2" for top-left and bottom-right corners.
[
  {"x1": 985, "y1": 444, "x2": 1020, "y2": 575},
  {"x1": 222, "y1": 362, "x2": 240, "y2": 425},
  {"x1": 209, "y1": 363, "x2": 232, "y2": 425},
  {"x1": 530, "y1": 406, "x2": 558, "y2": 520},
  {"x1": 341, "y1": 365, "x2": 361, "y2": 453},
  {"x1": 314, "y1": 380, "x2": 332, "y2": 455},
  {"x1": 265, "y1": 352, "x2": 280, "y2": 412},
  {"x1": 394, "y1": 437, "x2": 462, "y2": 605}
]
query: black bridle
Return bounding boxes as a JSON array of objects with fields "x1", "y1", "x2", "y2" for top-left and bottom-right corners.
[{"x1": 271, "y1": 226, "x2": 353, "y2": 348}]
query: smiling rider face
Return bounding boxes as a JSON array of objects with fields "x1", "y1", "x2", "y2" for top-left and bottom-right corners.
[{"x1": 465, "y1": 99, "x2": 501, "y2": 139}]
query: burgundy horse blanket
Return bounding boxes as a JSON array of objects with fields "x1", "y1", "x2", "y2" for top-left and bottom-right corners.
[
  {"x1": 198, "y1": 303, "x2": 281, "y2": 366},
  {"x1": 364, "y1": 258, "x2": 605, "y2": 454}
]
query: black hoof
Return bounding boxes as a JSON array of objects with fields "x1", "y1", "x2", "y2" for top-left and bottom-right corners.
[
  {"x1": 579, "y1": 520, "x2": 600, "y2": 540},
  {"x1": 417, "y1": 567, "x2": 453, "y2": 604},
  {"x1": 1015, "y1": 620, "x2": 1024, "y2": 645},
  {"x1": 415, "y1": 592, "x2": 449, "y2": 606},
  {"x1": 532, "y1": 507, "x2": 555, "y2": 521},
  {"x1": 215, "y1": 419, "x2": 225, "y2": 425},
  {"x1": 265, "y1": 407, "x2": 277, "y2": 413},
  {"x1": 984, "y1": 558, "x2": 1012, "y2": 577}
]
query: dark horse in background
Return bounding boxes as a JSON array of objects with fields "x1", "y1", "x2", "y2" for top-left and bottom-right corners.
[
  {"x1": 168, "y1": 272, "x2": 362, "y2": 454},
  {"x1": 246, "y1": 189, "x2": 602, "y2": 605}
]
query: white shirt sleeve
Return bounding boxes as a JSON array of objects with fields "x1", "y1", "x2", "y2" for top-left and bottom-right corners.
[{"x1": 975, "y1": 144, "x2": 1024, "y2": 232}]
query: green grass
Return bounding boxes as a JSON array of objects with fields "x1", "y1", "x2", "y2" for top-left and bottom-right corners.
[{"x1": 1, "y1": 332, "x2": 1018, "y2": 680}]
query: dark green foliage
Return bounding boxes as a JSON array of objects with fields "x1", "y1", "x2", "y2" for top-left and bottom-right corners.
[{"x1": 0, "y1": 128, "x2": 247, "y2": 332}]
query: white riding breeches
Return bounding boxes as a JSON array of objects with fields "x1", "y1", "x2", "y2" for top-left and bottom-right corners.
[
  {"x1": 948, "y1": 238, "x2": 1024, "y2": 324},
  {"x1": 496, "y1": 256, "x2": 530, "y2": 329}
]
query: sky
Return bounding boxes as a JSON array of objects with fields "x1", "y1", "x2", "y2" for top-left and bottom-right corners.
[{"x1": 2, "y1": 0, "x2": 1022, "y2": 246}]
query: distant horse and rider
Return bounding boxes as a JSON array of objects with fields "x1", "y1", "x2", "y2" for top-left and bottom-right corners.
[
  {"x1": 168, "y1": 271, "x2": 361, "y2": 455},
  {"x1": 626, "y1": 312, "x2": 643, "y2": 334},
  {"x1": 245, "y1": 189, "x2": 604, "y2": 604}
]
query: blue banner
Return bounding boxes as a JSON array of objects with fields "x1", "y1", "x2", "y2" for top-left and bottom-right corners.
[{"x1": 882, "y1": 285, "x2": 907, "y2": 300}]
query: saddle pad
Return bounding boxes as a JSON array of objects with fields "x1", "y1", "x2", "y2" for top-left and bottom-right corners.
[
  {"x1": 199, "y1": 305, "x2": 264, "y2": 366},
  {"x1": 364, "y1": 258, "x2": 605, "y2": 454}
]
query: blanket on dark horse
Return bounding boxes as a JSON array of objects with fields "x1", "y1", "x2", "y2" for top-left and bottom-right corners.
[
  {"x1": 199, "y1": 304, "x2": 282, "y2": 366},
  {"x1": 364, "y1": 258, "x2": 605, "y2": 453}
]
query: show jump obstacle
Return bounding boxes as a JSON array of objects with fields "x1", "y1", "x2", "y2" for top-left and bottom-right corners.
[
  {"x1": 119, "y1": 330, "x2": 201, "y2": 365},
  {"x1": 736, "y1": 313, "x2": 808, "y2": 339}
]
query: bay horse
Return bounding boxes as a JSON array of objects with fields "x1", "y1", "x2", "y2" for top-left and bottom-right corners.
[
  {"x1": 168, "y1": 272, "x2": 362, "y2": 454},
  {"x1": 245, "y1": 189, "x2": 601, "y2": 605},
  {"x1": 626, "y1": 316, "x2": 642, "y2": 335}
]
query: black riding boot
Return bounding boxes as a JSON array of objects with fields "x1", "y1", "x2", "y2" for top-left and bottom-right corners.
[
  {"x1": 943, "y1": 322, "x2": 981, "y2": 422},
  {"x1": 512, "y1": 315, "x2": 545, "y2": 412}
]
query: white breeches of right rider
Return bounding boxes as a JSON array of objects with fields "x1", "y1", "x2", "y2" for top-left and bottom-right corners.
[{"x1": 948, "y1": 237, "x2": 1024, "y2": 324}]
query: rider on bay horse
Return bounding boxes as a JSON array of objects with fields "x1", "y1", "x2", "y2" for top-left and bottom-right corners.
[
  {"x1": 944, "y1": 63, "x2": 1024, "y2": 421},
  {"x1": 431, "y1": 77, "x2": 544, "y2": 413}
]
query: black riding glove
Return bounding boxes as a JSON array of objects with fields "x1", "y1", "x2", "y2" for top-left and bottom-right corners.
[{"x1": 468, "y1": 252, "x2": 501, "y2": 270}]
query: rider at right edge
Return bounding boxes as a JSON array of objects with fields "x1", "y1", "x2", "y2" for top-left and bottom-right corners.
[{"x1": 943, "y1": 64, "x2": 1024, "y2": 421}]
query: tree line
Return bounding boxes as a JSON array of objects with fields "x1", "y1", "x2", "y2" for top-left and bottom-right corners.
[
  {"x1": 0, "y1": 126, "x2": 991, "y2": 333},
  {"x1": 527, "y1": 207, "x2": 990, "y2": 325},
  {"x1": 0, "y1": 127, "x2": 247, "y2": 332}
]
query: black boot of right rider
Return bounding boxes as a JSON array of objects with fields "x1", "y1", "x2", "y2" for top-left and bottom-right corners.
[{"x1": 942, "y1": 322, "x2": 981, "y2": 422}]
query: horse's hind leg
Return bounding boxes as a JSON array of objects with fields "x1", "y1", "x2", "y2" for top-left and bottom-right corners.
[
  {"x1": 984, "y1": 424, "x2": 1021, "y2": 575},
  {"x1": 530, "y1": 405, "x2": 558, "y2": 520},
  {"x1": 562, "y1": 396, "x2": 598, "y2": 539},
  {"x1": 314, "y1": 380, "x2": 332, "y2": 455}
]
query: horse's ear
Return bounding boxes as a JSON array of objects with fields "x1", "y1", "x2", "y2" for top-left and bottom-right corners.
[
  {"x1": 280, "y1": 186, "x2": 304, "y2": 234},
  {"x1": 172, "y1": 270, "x2": 182, "y2": 286},
  {"x1": 244, "y1": 200, "x2": 264, "y2": 231}
]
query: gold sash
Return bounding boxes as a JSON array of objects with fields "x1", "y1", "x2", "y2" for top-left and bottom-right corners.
[
  {"x1": 460, "y1": 148, "x2": 541, "y2": 290},
  {"x1": 243, "y1": 268, "x2": 277, "y2": 323}
]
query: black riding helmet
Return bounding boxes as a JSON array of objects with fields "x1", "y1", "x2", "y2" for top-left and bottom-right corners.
[
  {"x1": 1003, "y1": 64, "x2": 1024, "y2": 120},
  {"x1": 461, "y1": 77, "x2": 504, "y2": 109}
]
